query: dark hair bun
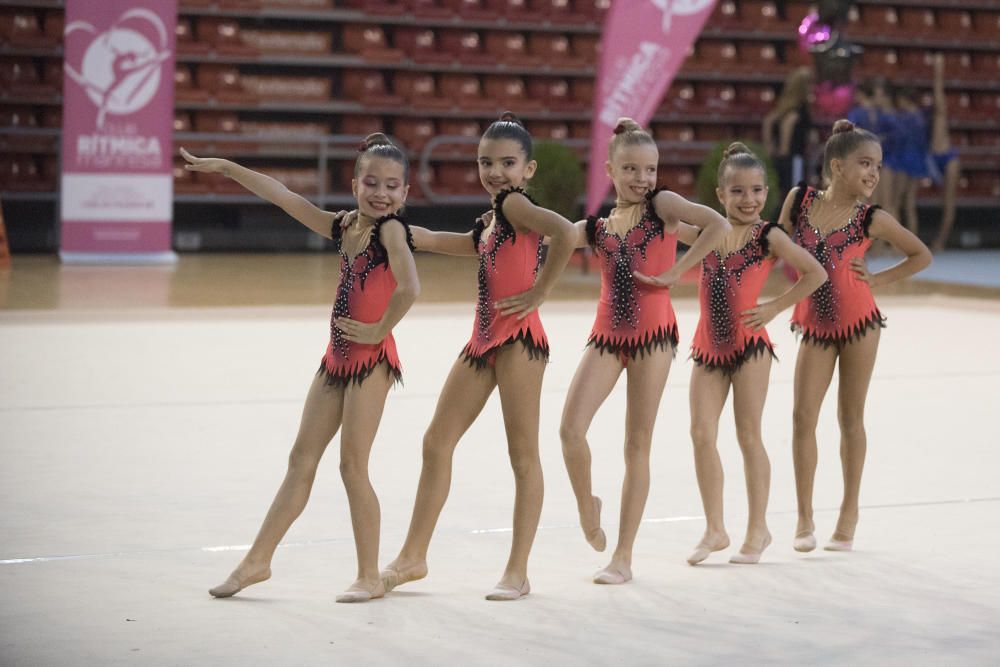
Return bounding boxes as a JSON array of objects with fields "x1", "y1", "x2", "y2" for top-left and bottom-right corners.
[
  {"x1": 723, "y1": 141, "x2": 753, "y2": 159},
  {"x1": 832, "y1": 119, "x2": 855, "y2": 135},
  {"x1": 613, "y1": 117, "x2": 643, "y2": 135},
  {"x1": 498, "y1": 111, "x2": 523, "y2": 127},
  {"x1": 364, "y1": 132, "x2": 393, "y2": 149}
]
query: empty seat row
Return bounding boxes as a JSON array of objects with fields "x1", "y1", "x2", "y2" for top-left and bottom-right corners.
[{"x1": 0, "y1": 58, "x2": 62, "y2": 99}]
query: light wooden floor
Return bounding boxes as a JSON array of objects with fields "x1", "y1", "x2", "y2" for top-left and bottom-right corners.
[{"x1": 2, "y1": 255, "x2": 999, "y2": 666}]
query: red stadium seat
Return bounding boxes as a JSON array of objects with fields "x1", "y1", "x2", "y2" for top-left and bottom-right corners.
[
  {"x1": 483, "y1": 75, "x2": 540, "y2": 111},
  {"x1": 198, "y1": 18, "x2": 257, "y2": 55},
  {"x1": 574, "y1": 0, "x2": 610, "y2": 24},
  {"x1": 854, "y1": 5, "x2": 898, "y2": 36},
  {"x1": 485, "y1": 31, "x2": 540, "y2": 67},
  {"x1": 660, "y1": 82, "x2": 697, "y2": 114},
  {"x1": 340, "y1": 70, "x2": 401, "y2": 106},
  {"x1": 445, "y1": 0, "x2": 499, "y2": 20},
  {"x1": 173, "y1": 111, "x2": 193, "y2": 133},
  {"x1": 652, "y1": 123, "x2": 695, "y2": 143},
  {"x1": 394, "y1": 27, "x2": 452, "y2": 64},
  {"x1": 198, "y1": 64, "x2": 252, "y2": 102},
  {"x1": 937, "y1": 10, "x2": 973, "y2": 37},
  {"x1": 526, "y1": 120, "x2": 570, "y2": 141},
  {"x1": 736, "y1": 42, "x2": 780, "y2": 73},
  {"x1": 484, "y1": 0, "x2": 537, "y2": 21},
  {"x1": 526, "y1": 77, "x2": 573, "y2": 110},
  {"x1": 941, "y1": 51, "x2": 974, "y2": 81},
  {"x1": 392, "y1": 117, "x2": 436, "y2": 152},
  {"x1": 970, "y1": 53, "x2": 1000, "y2": 81},
  {"x1": 569, "y1": 78, "x2": 594, "y2": 111},
  {"x1": 341, "y1": 24, "x2": 404, "y2": 63},
  {"x1": 783, "y1": 42, "x2": 812, "y2": 68},
  {"x1": 436, "y1": 162, "x2": 481, "y2": 196},
  {"x1": 176, "y1": 17, "x2": 210, "y2": 54},
  {"x1": 697, "y1": 83, "x2": 737, "y2": 114},
  {"x1": 740, "y1": 1, "x2": 786, "y2": 32},
  {"x1": 410, "y1": 0, "x2": 452, "y2": 18},
  {"x1": 570, "y1": 33, "x2": 600, "y2": 66},
  {"x1": 175, "y1": 64, "x2": 210, "y2": 102},
  {"x1": 694, "y1": 124, "x2": 733, "y2": 142},
  {"x1": 439, "y1": 74, "x2": 493, "y2": 109},
  {"x1": 973, "y1": 10, "x2": 999, "y2": 39},
  {"x1": 438, "y1": 29, "x2": 493, "y2": 65},
  {"x1": 340, "y1": 114, "x2": 386, "y2": 136},
  {"x1": 438, "y1": 118, "x2": 482, "y2": 140},
  {"x1": 945, "y1": 91, "x2": 974, "y2": 121},
  {"x1": 708, "y1": 1, "x2": 739, "y2": 29},
  {"x1": 339, "y1": 0, "x2": 405, "y2": 14},
  {"x1": 0, "y1": 10, "x2": 49, "y2": 47},
  {"x1": 658, "y1": 166, "x2": 696, "y2": 196},
  {"x1": 41, "y1": 107, "x2": 61, "y2": 128},
  {"x1": 858, "y1": 48, "x2": 899, "y2": 78},
  {"x1": 784, "y1": 1, "x2": 812, "y2": 28},
  {"x1": 42, "y1": 10, "x2": 63, "y2": 44},
  {"x1": 542, "y1": 0, "x2": 588, "y2": 24},
  {"x1": 692, "y1": 41, "x2": 738, "y2": 71},
  {"x1": 735, "y1": 83, "x2": 776, "y2": 114},
  {"x1": 0, "y1": 57, "x2": 53, "y2": 98},
  {"x1": 393, "y1": 71, "x2": 450, "y2": 109},
  {"x1": 898, "y1": 8, "x2": 936, "y2": 36},
  {"x1": 897, "y1": 49, "x2": 933, "y2": 77},
  {"x1": 529, "y1": 33, "x2": 581, "y2": 68}
]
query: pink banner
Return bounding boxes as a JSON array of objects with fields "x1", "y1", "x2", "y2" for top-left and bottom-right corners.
[
  {"x1": 586, "y1": 0, "x2": 717, "y2": 215},
  {"x1": 60, "y1": 0, "x2": 177, "y2": 262}
]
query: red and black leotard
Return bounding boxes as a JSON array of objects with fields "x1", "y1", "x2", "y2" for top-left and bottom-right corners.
[
  {"x1": 691, "y1": 221, "x2": 781, "y2": 374},
  {"x1": 585, "y1": 188, "x2": 679, "y2": 362},
  {"x1": 789, "y1": 185, "x2": 885, "y2": 346},
  {"x1": 461, "y1": 187, "x2": 549, "y2": 369},
  {"x1": 319, "y1": 213, "x2": 415, "y2": 386}
]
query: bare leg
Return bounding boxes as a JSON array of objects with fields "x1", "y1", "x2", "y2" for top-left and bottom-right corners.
[
  {"x1": 336, "y1": 367, "x2": 394, "y2": 603},
  {"x1": 827, "y1": 329, "x2": 880, "y2": 551},
  {"x1": 932, "y1": 158, "x2": 960, "y2": 252},
  {"x1": 559, "y1": 347, "x2": 623, "y2": 551},
  {"x1": 903, "y1": 177, "x2": 919, "y2": 236},
  {"x1": 595, "y1": 349, "x2": 671, "y2": 584},
  {"x1": 210, "y1": 374, "x2": 344, "y2": 597},
  {"x1": 485, "y1": 343, "x2": 548, "y2": 600},
  {"x1": 729, "y1": 354, "x2": 773, "y2": 563},
  {"x1": 381, "y1": 357, "x2": 496, "y2": 590},
  {"x1": 686, "y1": 364, "x2": 731, "y2": 565},
  {"x1": 791, "y1": 340, "x2": 838, "y2": 551}
]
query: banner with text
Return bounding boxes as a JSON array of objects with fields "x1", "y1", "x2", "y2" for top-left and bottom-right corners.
[
  {"x1": 60, "y1": 0, "x2": 176, "y2": 262},
  {"x1": 586, "y1": 0, "x2": 716, "y2": 215}
]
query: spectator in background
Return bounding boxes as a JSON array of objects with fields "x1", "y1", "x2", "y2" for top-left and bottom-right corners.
[
  {"x1": 763, "y1": 67, "x2": 814, "y2": 197},
  {"x1": 928, "y1": 53, "x2": 960, "y2": 252},
  {"x1": 888, "y1": 86, "x2": 930, "y2": 236}
]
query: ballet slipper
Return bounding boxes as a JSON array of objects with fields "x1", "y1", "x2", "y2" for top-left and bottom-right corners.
[
  {"x1": 687, "y1": 534, "x2": 730, "y2": 565},
  {"x1": 335, "y1": 579, "x2": 386, "y2": 603},
  {"x1": 793, "y1": 532, "x2": 817, "y2": 553},
  {"x1": 208, "y1": 566, "x2": 271, "y2": 598},
  {"x1": 583, "y1": 496, "x2": 607, "y2": 552},
  {"x1": 379, "y1": 561, "x2": 427, "y2": 592},
  {"x1": 485, "y1": 579, "x2": 530, "y2": 601},
  {"x1": 824, "y1": 538, "x2": 854, "y2": 552},
  {"x1": 729, "y1": 534, "x2": 772, "y2": 565},
  {"x1": 593, "y1": 564, "x2": 632, "y2": 585}
]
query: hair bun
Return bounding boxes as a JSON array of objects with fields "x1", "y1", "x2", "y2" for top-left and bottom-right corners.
[
  {"x1": 832, "y1": 119, "x2": 855, "y2": 135},
  {"x1": 722, "y1": 141, "x2": 753, "y2": 159},
  {"x1": 613, "y1": 117, "x2": 643, "y2": 135},
  {"x1": 498, "y1": 111, "x2": 523, "y2": 127},
  {"x1": 363, "y1": 132, "x2": 393, "y2": 150}
]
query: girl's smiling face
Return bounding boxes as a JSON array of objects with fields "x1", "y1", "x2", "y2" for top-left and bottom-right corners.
[
  {"x1": 352, "y1": 156, "x2": 409, "y2": 218},
  {"x1": 717, "y1": 166, "x2": 768, "y2": 226},
  {"x1": 606, "y1": 143, "x2": 659, "y2": 204},
  {"x1": 477, "y1": 137, "x2": 536, "y2": 197}
]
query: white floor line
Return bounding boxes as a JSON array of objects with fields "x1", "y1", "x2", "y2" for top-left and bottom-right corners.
[{"x1": 3, "y1": 496, "x2": 997, "y2": 566}]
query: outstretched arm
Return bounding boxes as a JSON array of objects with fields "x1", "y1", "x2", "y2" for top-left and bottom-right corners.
[
  {"x1": 181, "y1": 147, "x2": 333, "y2": 238},
  {"x1": 334, "y1": 220, "x2": 421, "y2": 344},
  {"x1": 633, "y1": 190, "x2": 731, "y2": 288},
  {"x1": 409, "y1": 225, "x2": 478, "y2": 256},
  {"x1": 854, "y1": 210, "x2": 932, "y2": 287},
  {"x1": 494, "y1": 192, "x2": 576, "y2": 319},
  {"x1": 741, "y1": 228, "x2": 827, "y2": 331}
]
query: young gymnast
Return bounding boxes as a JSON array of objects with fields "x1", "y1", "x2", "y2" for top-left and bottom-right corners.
[
  {"x1": 377, "y1": 112, "x2": 576, "y2": 600},
  {"x1": 685, "y1": 143, "x2": 826, "y2": 566},
  {"x1": 780, "y1": 120, "x2": 931, "y2": 552},
  {"x1": 928, "y1": 53, "x2": 961, "y2": 252},
  {"x1": 559, "y1": 118, "x2": 730, "y2": 585},
  {"x1": 181, "y1": 134, "x2": 420, "y2": 603}
]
